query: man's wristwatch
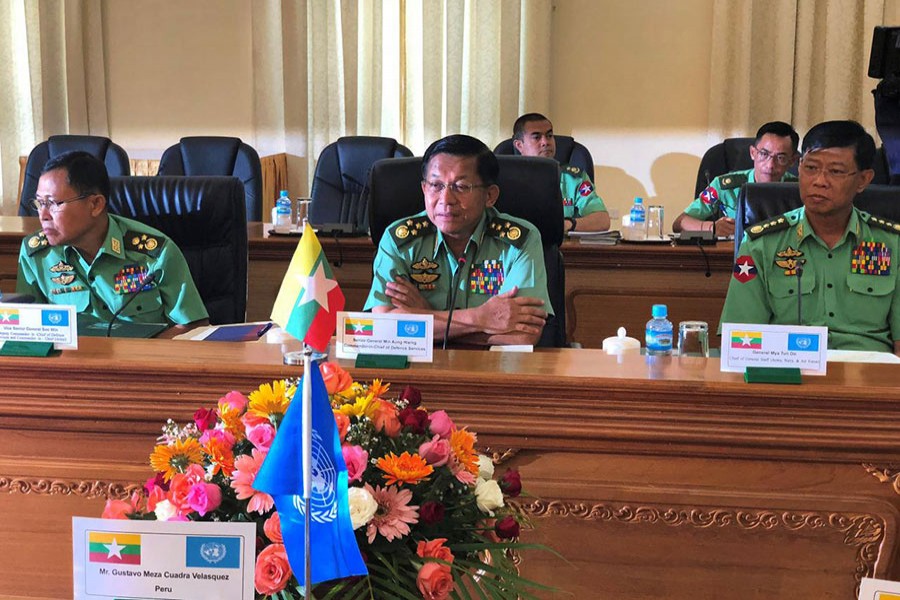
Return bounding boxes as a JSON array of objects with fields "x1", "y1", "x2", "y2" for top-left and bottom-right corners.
[{"x1": 566, "y1": 217, "x2": 577, "y2": 233}]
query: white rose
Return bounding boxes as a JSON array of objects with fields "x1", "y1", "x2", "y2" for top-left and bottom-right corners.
[
  {"x1": 348, "y1": 486, "x2": 378, "y2": 530},
  {"x1": 474, "y1": 478, "x2": 504, "y2": 515},
  {"x1": 477, "y1": 455, "x2": 495, "y2": 480},
  {"x1": 154, "y1": 499, "x2": 178, "y2": 521}
]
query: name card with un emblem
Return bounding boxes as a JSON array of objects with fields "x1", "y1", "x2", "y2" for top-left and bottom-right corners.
[
  {"x1": 859, "y1": 577, "x2": 900, "y2": 600},
  {"x1": 0, "y1": 303, "x2": 77, "y2": 350},
  {"x1": 720, "y1": 323, "x2": 827, "y2": 375},
  {"x1": 336, "y1": 311, "x2": 433, "y2": 363}
]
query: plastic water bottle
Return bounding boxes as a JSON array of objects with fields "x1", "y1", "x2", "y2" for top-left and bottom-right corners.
[
  {"x1": 645, "y1": 304, "x2": 673, "y2": 356},
  {"x1": 273, "y1": 190, "x2": 292, "y2": 232},
  {"x1": 629, "y1": 197, "x2": 647, "y2": 240}
]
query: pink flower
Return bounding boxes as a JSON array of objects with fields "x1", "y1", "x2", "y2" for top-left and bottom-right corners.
[
  {"x1": 255, "y1": 543, "x2": 292, "y2": 595},
  {"x1": 102, "y1": 492, "x2": 142, "y2": 520},
  {"x1": 219, "y1": 390, "x2": 248, "y2": 412},
  {"x1": 186, "y1": 482, "x2": 222, "y2": 516},
  {"x1": 199, "y1": 427, "x2": 236, "y2": 447},
  {"x1": 246, "y1": 424, "x2": 276, "y2": 452},
  {"x1": 264, "y1": 511, "x2": 283, "y2": 543},
  {"x1": 167, "y1": 473, "x2": 196, "y2": 515},
  {"x1": 419, "y1": 435, "x2": 451, "y2": 467},
  {"x1": 342, "y1": 444, "x2": 369, "y2": 483},
  {"x1": 365, "y1": 484, "x2": 419, "y2": 544},
  {"x1": 193, "y1": 407, "x2": 218, "y2": 431},
  {"x1": 416, "y1": 562, "x2": 453, "y2": 600},
  {"x1": 417, "y1": 538, "x2": 454, "y2": 565},
  {"x1": 145, "y1": 473, "x2": 168, "y2": 495},
  {"x1": 231, "y1": 449, "x2": 274, "y2": 514},
  {"x1": 146, "y1": 485, "x2": 166, "y2": 513},
  {"x1": 428, "y1": 410, "x2": 454, "y2": 438}
]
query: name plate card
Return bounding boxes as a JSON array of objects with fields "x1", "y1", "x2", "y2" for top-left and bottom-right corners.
[
  {"x1": 336, "y1": 311, "x2": 433, "y2": 362},
  {"x1": 73, "y1": 517, "x2": 255, "y2": 599},
  {"x1": 0, "y1": 303, "x2": 77, "y2": 349},
  {"x1": 720, "y1": 323, "x2": 827, "y2": 375},
  {"x1": 859, "y1": 577, "x2": 900, "y2": 599}
]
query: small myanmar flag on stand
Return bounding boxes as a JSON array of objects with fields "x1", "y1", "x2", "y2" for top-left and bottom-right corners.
[
  {"x1": 345, "y1": 318, "x2": 373, "y2": 336},
  {"x1": 731, "y1": 331, "x2": 763, "y2": 349},
  {"x1": 88, "y1": 532, "x2": 141, "y2": 564},
  {"x1": 271, "y1": 223, "x2": 345, "y2": 351}
]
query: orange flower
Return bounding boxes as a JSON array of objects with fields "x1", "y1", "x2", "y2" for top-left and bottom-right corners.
[
  {"x1": 149, "y1": 438, "x2": 203, "y2": 482},
  {"x1": 217, "y1": 401, "x2": 246, "y2": 441},
  {"x1": 204, "y1": 436, "x2": 235, "y2": 477},
  {"x1": 372, "y1": 399, "x2": 401, "y2": 437},
  {"x1": 449, "y1": 429, "x2": 479, "y2": 477},
  {"x1": 320, "y1": 362, "x2": 353, "y2": 395},
  {"x1": 334, "y1": 411, "x2": 350, "y2": 442},
  {"x1": 377, "y1": 451, "x2": 434, "y2": 486},
  {"x1": 369, "y1": 378, "x2": 390, "y2": 399}
]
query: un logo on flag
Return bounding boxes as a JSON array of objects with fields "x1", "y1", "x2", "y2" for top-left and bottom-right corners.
[
  {"x1": 199, "y1": 542, "x2": 227, "y2": 564},
  {"x1": 293, "y1": 431, "x2": 338, "y2": 523}
]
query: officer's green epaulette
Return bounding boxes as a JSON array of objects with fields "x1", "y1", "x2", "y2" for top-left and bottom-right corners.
[
  {"x1": 719, "y1": 172, "x2": 748, "y2": 190},
  {"x1": 746, "y1": 214, "x2": 791, "y2": 240},
  {"x1": 865, "y1": 212, "x2": 900, "y2": 235},
  {"x1": 24, "y1": 231, "x2": 49, "y2": 257},
  {"x1": 564, "y1": 164, "x2": 582, "y2": 177},
  {"x1": 487, "y1": 217, "x2": 529, "y2": 248},
  {"x1": 125, "y1": 230, "x2": 165, "y2": 258},
  {"x1": 391, "y1": 216, "x2": 435, "y2": 248}
]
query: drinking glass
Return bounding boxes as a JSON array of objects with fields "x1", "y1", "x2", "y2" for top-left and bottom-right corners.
[
  {"x1": 294, "y1": 198, "x2": 312, "y2": 228},
  {"x1": 677, "y1": 321, "x2": 709, "y2": 357},
  {"x1": 647, "y1": 205, "x2": 665, "y2": 240}
]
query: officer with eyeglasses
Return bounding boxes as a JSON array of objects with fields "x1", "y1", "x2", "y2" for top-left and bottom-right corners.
[
  {"x1": 364, "y1": 134, "x2": 552, "y2": 346},
  {"x1": 16, "y1": 151, "x2": 208, "y2": 334},
  {"x1": 721, "y1": 120, "x2": 900, "y2": 355},
  {"x1": 674, "y1": 121, "x2": 800, "y2": 238}
]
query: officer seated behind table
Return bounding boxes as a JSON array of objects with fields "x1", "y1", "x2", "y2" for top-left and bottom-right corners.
[
  {"x1": 364, "y1": 134, "x2": 552, "y2": 347},
  {"x1": 673, "y1": 121, "x2": 800, "y2": 238},
  {"x1": 512, "y1": 112, "x2": 611, "y2": 234},
  {"x1": 16, "y1": 150, "x2": 209, "y2": 337},
  {"x1": 720, "y1": 120, "x2": 900, "y2": 356}
]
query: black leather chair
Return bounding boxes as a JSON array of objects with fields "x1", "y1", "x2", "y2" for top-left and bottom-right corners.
[
  {"x1": 157, "y1": 137, "x2": 263, "y2": 223},
  {"x1": 368, "y1": 155, "x2": 566, "y2": 347},
  {"x1": 734, "y1": 182, "x2": 900, "y2": 261},
  {"x1": 309, "y1": 136, "x2": 413, "y2": 232},
  {"x1": 19, "y1": 135, "x2": 131, "y2": 216},
  {"x1": 494, "y1": 135, "x2": 594, "y2": 183},
  {"x1": 108, "y1": 176, "x2": 248, "y2": 325},
  {"x1": 694, "y1": 137, "x2": 755, "y2": 198}
]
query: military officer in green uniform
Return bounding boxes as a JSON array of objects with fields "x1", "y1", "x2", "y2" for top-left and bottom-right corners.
[
  {"x1": 16, "y1": 151, "x2": 208, "y2": 335},
  {"x1": 720, "y1": 120, "x2": 900, "y2": 355},
  {"x1": 365, "y1": 134, "x2": 551, "y2": 346},
  {"x1": 512, "y1": 113, "x2": 610, "y2": 234},
  {"x1": 674, "y1": 121, "x2": 800, "y2": 238}
]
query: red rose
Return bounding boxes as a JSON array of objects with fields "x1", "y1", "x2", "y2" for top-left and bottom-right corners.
[
  {"x1": 416, "y1": 562, "x2": 453, "y2": 600},
  {"x1": 420, "y1": 501, "x2": 445, "y2": 525},
  {"x1": 398, "y1": 407, "x2": 429, "y2": 434},
  {"x1": 494, "y1": 515, "x2": 520, "y2": 539},
  {"x1": 500, "y1": 469, "x2": 522, "y2": 497},
  {"x1": 254, "y1": 543, "x2": 292, "y2": 595},
  {"x1": 193, "y1": 407, "x2": 217, "y2": 431},
  {"x1": 400, "y1": 385, "x2": 422, "y2": 408}
]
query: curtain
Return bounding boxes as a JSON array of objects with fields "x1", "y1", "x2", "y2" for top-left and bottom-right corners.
[
  {"x1": 707, "y1": 0, "x2": 900, "y2": 141},
  {"x1": 251, "y1": 0, "x2": 552, "y2": 197}
]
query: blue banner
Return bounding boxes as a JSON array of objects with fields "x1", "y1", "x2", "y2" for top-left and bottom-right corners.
[
  {"x1": 397, "y1": 320, "x2": 426, "y2": 338},
  {"x1": 185, "y1": 536, "x2": 242, "y2": 569},
  {"x1": 787, "y1": 333, "x2": 819, "y2": 352},
  {"x1": 41, "y1": 309, "x2": 69, "y2": 327}
]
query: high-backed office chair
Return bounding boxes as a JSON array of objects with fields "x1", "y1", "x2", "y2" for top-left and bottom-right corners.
[
  {"x1": 157, "y1": 137, "x2": 263, "y2": 223},
  {"x1": 368, "y1": 155, "x2": 567, "y2": 347},
  {"x1": 19, "y1": 135, "x2": 131, "y2": 216},
  {"x1": 694, "y1": 137, "x2": 755, "y2": 198},
  {"x1": 108, "y1": 176, "x2": 248, "y2": 325},
  {"x1": 493, "y1": 135, "x2": 595, "y2": 183},
  {"x1": 309, "y1": 136, "x2": 413, "y2": 232}
]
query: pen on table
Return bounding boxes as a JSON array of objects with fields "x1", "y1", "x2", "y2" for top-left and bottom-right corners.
[{"x1": 256, "y1": 322, "x2": 274, "y2": 338}]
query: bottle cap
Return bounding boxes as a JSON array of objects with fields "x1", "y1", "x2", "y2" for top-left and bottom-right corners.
[
  {"x1": 602, "y1": 327, "x2": 641, "y2": 354},
  {"x1": 634, "y1": 197, "x2": 643, "y2": 204},
  {"x1": 279, "y1": 190, "x2": 289, "y2": 196},
  {"x1": 651, "y1": 304, "x2": 667, "y2": 318}
]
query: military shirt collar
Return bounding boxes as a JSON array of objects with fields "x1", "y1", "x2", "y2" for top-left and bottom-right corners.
[
  {"x1": 431, "y1": 208, "x2": 492, "y2": 260},
  {"x1": 793, "y1": 206, "x2": 862, "y2": 246},
  {"x1": 63, "y1": 213, "x2": 121, "y2": 263}
]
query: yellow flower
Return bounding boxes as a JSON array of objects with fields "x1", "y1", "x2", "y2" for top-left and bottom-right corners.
[
  {"x1": 248, "y1": 380, "x2": 295, "y2": 426},
  {"x1": 368, "y1": 378, "x2": 391, "y2": 399},
  {"x1": 377, "y1": 451, "x2": 433, "y2": 486},
  {"x1": 217, "y1": 401, "x2": 245, "y2": 441},
  {"x1": 149, "y1": 438, "x2": 203, "y2": 482},
  {"x1": 339, "y1": 392, "x2": 377, "y2": 419},
  {"x1": 450, "y1": 429, "x2": 479, "y2": 477}
]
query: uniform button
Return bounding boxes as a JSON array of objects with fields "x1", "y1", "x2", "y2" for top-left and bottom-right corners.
[
  {"x1": 136, "y1": 305, "x2": 142, "y2": 311},
  {"x1": 868, "y1": 287, "x2": 874, "y2": 293},
  {"x1": 101, "y1": 304, "x2": 108, "y2": 311},
  {"x1": 788, "y1": 289, "x2": 794, "y2": 294},
  {"x1": 89, "y1": 274, "x2": 96, "y2": 282},
  {"x1": 827, "y1": 253, "x2": 833, "y2": 259},
  {"x1": 827, "y1": 283, "x2": 833, "y2": 289},
  {"x1": 829, "y1": 312, "x2": 835, "y2": 317}
]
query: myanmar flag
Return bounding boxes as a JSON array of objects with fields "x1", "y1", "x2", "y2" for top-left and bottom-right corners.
[
  {"x1": 0, "y1": 309, "x2": 19, "y2": 324},
  {"x1": 345, "y1": 318, "x2": 374, "y2": 336},
  {"x1": 88, "y1": 532, "x2": 141, "y2": 564},
  {"x1": 271, "y1": 223, "x2": 345, "y2": 352},
  {"x1": 731, "y1": 331, "x2": 763, "y2": 349}
]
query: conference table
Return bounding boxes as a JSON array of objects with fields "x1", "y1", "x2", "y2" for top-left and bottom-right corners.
[
  {"x1": 0, "y1": 336, "x2": 899, "y2": 599},
  {"x1": 0, "y1": 218, "x2": 735, "y2": 348}
]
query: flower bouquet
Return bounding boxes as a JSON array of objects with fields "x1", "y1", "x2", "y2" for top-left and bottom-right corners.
[{"x1": 103, "y1": 362, "x2": 548, "y2": 599}]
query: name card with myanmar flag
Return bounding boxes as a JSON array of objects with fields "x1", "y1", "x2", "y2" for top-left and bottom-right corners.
[
  {"x1": 859, "y1": 577, "x2": 900, "y2": 599},
  {"x1": 0, "y1": 303, "x2": 77, "y2": 349},
  {"x1": 73, "y1": 517, "x2": 255, "y2": 599},
  {"x1": 336, "y1": 311, "x2": 433, "y2": 362},
  {"x1": 720, "y1": 322, "x2": 828, "y2": 375}
]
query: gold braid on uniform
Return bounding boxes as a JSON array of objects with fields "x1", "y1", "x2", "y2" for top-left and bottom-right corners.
[
  {"x1": 125, "y1": 231, "x2": 166, "y2": 258},
  {"x1": 866, "y1": 214, "x2": 900, "y2": 235},
  {"x1": 391, "y1": 216, "x2": 435, "y2": 248},
  {"x1": 486, "y1": 217, "x2": 529, "y2": 248}
]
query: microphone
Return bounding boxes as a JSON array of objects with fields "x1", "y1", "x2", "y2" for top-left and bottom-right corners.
[
  {"x1": 796, "y1": 261, "x2": 804, "y2": 325},
  {"x1": 442, "y1": 256, "x2": 467, "y2": 351},
  {"x1": 106, "y1": 269, "x2": 161, "y2": 337}
]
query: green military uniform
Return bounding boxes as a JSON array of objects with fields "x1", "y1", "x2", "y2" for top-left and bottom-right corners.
[
  {"x1": 364, "y1": 207, "x2": 553, "y2": 316},
  {"x1": 17, "y1": 213, "x2": 208, "y2": 326},
  {"x1": 684, "y1": 168, "x2": 798, "y2": 221},
  {"x1": 560, "y1": 165, "x2": 606, "y2": 219},
  {"x1": 720, "y1": 206, "x2": 900, "y2": 353}
]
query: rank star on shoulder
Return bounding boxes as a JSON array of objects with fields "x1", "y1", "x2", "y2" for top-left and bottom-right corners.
[{"x1": 295, "y1": 261, "x2": 339, "y2": 312}]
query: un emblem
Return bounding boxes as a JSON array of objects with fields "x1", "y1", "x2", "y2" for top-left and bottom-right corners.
[
  {"x1": 199, "y1": 542, "x2": 227, "y2": 564},
  {"x1": 47, "y1": 312, "x2": 62, "y2": 325},
  {"x1": 293, "y1": 431, "x2": 338, "y2": 523},
  {"x1": 795, "y1": 336, "x2": 812, "y2": 349},
  {"x1": 403, "y1": 323, "x2": 420, "y2": 336}
]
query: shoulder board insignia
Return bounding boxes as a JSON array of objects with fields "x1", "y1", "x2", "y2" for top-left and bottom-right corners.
[
  {"x1": 565, "y1": 164, "x2": 582, "y2": 176},
  {"x1": 391, "y1": 217, "x2": 434, "y2": 247},
  {"x1": 25, "y1": 232, "x2": 49, "y2": 256},
  {"x1": 719, "y1": 172, "x2": 748, "y2": 190},
  {"x1": 125, "y1": 231, "x2": 165, "y2": 257},
  {"x1": 867, "y1": 214, "x2": 900, "y2": 234},
  {"x1": 747, "y1": 215, "x2": 790, "y2": 239},
  {"x1": 487, "y1": 218, "x2": 529, "y2": 248}
]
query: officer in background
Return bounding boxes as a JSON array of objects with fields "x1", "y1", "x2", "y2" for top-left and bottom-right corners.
[
  {"x1": 512, "y1": 113, "x2": 610, "y2": 234},
  {"x1": 720, "y1": 120, "x2": 900, "y2": 355},
  {"x1": 17, "y1": 151, "x2": 208, "y2": 334},
  {"x1": 364, "y1": 134, "x2": 551, "y2": 346},
  {"x1": 673, "y1": 121, "x2": 800, "y2": 237}
]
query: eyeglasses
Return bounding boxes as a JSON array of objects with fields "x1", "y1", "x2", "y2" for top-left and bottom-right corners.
[
  {"x1": 31, "y1": 193, "x2": 92, "y2": 213},
  {"x1": 753, "y1": 147, "x2": 793, "y2": 166},
  {"x1": 799, "y1": 163, "x2": 859, "y2": 181},
  {"x1": 422, "y1": 180, "x2": 489, "y2": 195}
]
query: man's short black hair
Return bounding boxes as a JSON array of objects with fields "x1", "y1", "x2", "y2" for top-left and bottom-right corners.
[
  {"x1": 41, "y1": 150, "x2": 110, "y2": 200},
  {"x1": 513, "y1": 113, "x2": 552, "y2": 140},
  {"x1": 755, "y1": 121, "x2": 800, "y2": 151},
  {"x1": 801, "y1": 120, "x2": 877, "y2": 170},
  {"x1": 421, "y1": 134, "x2": 499, "y2": 185}
]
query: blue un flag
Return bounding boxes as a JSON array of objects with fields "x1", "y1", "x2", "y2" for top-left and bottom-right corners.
[
  {"x1": 253, "y1": 363, "x2": 367, "y2": 587},
  {"x1": 41, "y1": 309, "x2": 69, "y2": 327},
  {"x1": 787, "y1": 333, "x2": 819, "y2": 352}
]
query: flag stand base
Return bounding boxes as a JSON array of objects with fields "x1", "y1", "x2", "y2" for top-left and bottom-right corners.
[
  {"x1": 355, "y1": 354, "x2": 409, "y2": 369},
  {"x1": 744, "y1": 366, "x2": 802, "y2": 384},
  {"x1": 284, "y1": 349, "x2": 327, "y2": 365}
]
